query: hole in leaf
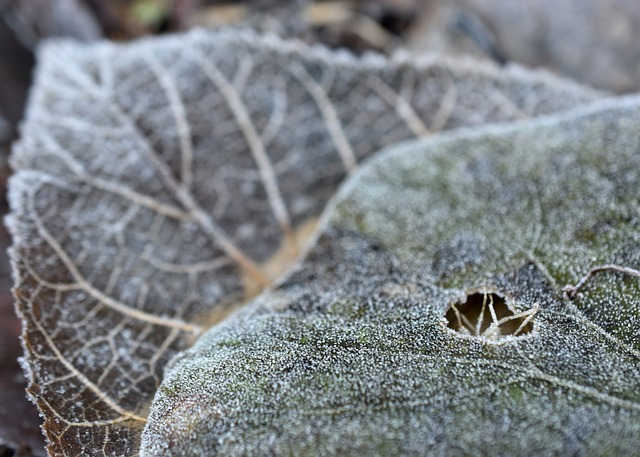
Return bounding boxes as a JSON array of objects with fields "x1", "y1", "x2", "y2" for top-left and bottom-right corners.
[{"x1": 445, "y1": 291, "x2": 536, "y2": 340}]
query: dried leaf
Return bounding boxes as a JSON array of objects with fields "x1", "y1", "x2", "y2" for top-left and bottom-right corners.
[
  {"x1": 0, "y1": 289, "x2": 46, "y2": 457},
  {"x1": 0, "y1": 4, "x2": 100, "y2": 452},
  {"x1": 142, "y1": 96, "x2": 640, "y2": 455},
  {"x1": 1, "y1": 0, "x2": 101, "y2": 50},
  {"x1": 245, "y1": 0, "x2": 310, "y2": 35},
  {"x1": 9, "y1": 28, "x2": 599, "y2": 455},
  {"x1": 411, "y1": 0, "x2": 640, "y2": 93},
  {"x1": 0, "y1": 197, "x2": 43, "y2": 456}
]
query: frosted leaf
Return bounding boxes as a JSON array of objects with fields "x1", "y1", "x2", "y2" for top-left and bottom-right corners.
[
  {"x1": 8, "y1": 28, "x2": 599, "y2": 455},
  {"x1": 142, "y1": 96, "x2": 640, "y2": 456}
]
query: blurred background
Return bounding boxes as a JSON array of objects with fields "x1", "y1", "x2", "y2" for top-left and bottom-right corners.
[{"x1": 1, "y1": 0, "x2": 639, "y2": 455}]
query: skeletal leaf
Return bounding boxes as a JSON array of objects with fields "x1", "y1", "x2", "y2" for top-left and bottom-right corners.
[
  {"x1": 0, "y1": 2, "x2": 102, "y2": 452},
  {"x1": 142, "y1": 96, "x2": 640, "y2": 456},
  {"x1": 8, "y1": 28, "x2": 600, "y2": 455}
]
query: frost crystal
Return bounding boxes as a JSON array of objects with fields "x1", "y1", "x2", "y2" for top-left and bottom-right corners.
[
  {"x1": 8, "y1": 27, "x2": 602, "y2": 455},
  {"x1": 142, "y1": 97, "x2": 640, "y2": 456}
]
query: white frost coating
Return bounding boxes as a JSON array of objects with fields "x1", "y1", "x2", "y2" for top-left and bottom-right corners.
[
  {"x1": 142, "y1": 96, "x2": 640, "y2": 456},
  {"x1": 10, "y1": 27, "x2": 603, "y2": 455}
]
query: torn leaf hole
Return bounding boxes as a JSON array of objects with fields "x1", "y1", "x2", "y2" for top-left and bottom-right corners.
[{"x1": 445, "y1": 291, "x2": 536, "y2": 340}]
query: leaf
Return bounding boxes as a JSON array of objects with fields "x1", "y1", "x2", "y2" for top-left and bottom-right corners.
[
  {"x1": 141, "y1": 96, "x2": 640, "y2": 455},
  {"x1": 8, "y1": 28, "x2": 600, "y2": 455},
  {"x1": 1, "y1": 0, "x2": 101, "y2": 50},
  {"x1": 245, "y1": 0, "x2": 311, "y2": 35},
  {"x1": 411, "y1": 0, "x2": 640, "y2": 93},
  {"x1": 0, "y1": 287, "x2": 46, "y2": 456},
  {"x1": 0, "y1": 5, "x2": 102, "y2": 453}
]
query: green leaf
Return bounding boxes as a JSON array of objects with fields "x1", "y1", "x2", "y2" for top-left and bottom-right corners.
[{"x1": 141, "y1": 96, "x2": 640, "y2": 456}]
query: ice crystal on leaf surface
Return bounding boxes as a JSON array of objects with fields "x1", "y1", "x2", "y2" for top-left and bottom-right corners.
[
  {"x1": 9, "y1": 26, "x2": 635, "y2": 456},
  {"x1": 142, "y1": 97, "x2": 640, "y2": 456}
]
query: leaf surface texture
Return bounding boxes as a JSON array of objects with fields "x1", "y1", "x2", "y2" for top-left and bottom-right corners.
[
  {"x1": 142, "y1": 97, "x2": 640, "y2": 456},
  {"x1": 9, "y1": 28, "x2": 600, "y2": 455}
]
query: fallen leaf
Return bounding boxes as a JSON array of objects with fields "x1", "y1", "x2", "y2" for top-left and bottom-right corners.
[
  {"x1": 0, "y1": 4, "x2": 101, "y2": 452},
  {"x1": 9, "y1": 28, "x2": 600, "y2": 455},
  {"x1": 409, "y1": 0, "x2": 640, "y2": 93},
  {"x1": 142, "y1": 96, "x2": 640, "y2": 455},
  {"x1": 1, "y1": 0, "x2": 101, "y2": 50}
]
